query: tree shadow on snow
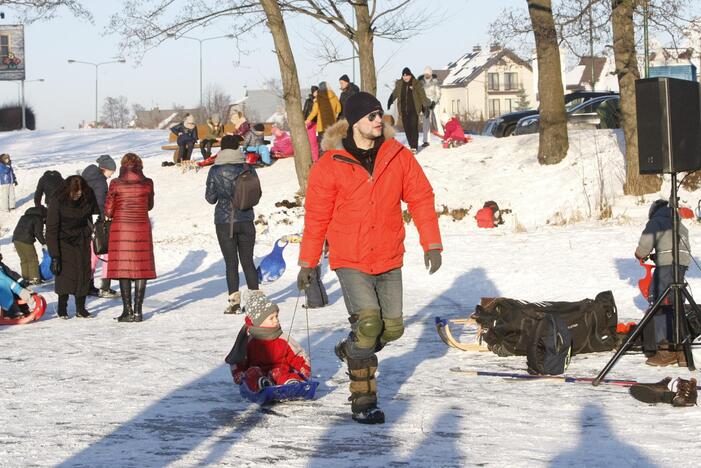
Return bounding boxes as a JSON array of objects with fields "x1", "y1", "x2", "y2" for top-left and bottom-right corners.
[
  {"x1": 549, "y1": 403, "x2": 656, "y2": 468},
  {"x1": 307, "y1": 268, "x2": 499, "y2": 466}
]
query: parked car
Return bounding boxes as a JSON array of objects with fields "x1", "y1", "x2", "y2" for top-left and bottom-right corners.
[
  {"x1": 482, "y1": 91, "x2": 617, "y2": 137},
  {"x1": 513, "y1": 94, "x2": 621, "y2": 136}
]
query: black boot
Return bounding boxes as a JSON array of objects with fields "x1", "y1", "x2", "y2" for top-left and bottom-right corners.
[
  {"x1": 133, "y1": 279, "x2": 146, "y2": 322},
  {"x1": 57, "y1": 294, "x2": 69, "y2": 319},
  {"x1": 117, "y1": 279, "x2": 134, "y2": 322},
  {"x1": 347, "y1": 355, "x2": 385, "y2": 424},
  {"x1": 75, "y1": 296, "x2": 92, "y2": 318}
]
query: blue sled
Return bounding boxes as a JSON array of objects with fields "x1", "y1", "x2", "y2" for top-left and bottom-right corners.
[
  {"x1": 240, "y1": 380, "x2": 319, "y2": 405},
  {"x1": 39, "y1": 248, "x2": 53, "y2": 281},
  {"x1": 256, "y1": 239, "x2": 289, "y2": 284}
]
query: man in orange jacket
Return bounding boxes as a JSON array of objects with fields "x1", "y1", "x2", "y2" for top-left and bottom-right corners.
[{"x1": 297, "y1": 92, "x2": 443, "y2": 424}]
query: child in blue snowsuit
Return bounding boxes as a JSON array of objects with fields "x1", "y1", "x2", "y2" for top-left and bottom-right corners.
[
  {"x1": 0, "y1": 153, "x2": 17, "y2": 212},
  {"x1": 0, "y1": 253, "x2": 34, "y2": 318}
]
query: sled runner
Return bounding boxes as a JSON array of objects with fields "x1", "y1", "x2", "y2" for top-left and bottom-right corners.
[
  {"x1": 0, "y1": 294, "x2": 47, "y2": 325},
  {"x1": 435, "y1": 316, "x2": 489, "y2": 352},
  {"x1": 257, "y1": 239, "x2": 289, "y2": 283},
  {"x1": 240, "y1": 379, "x2": 319, "y2": 405},
  {"x1": 638, "y1": 259, "x2": 655, "y2": 300}
]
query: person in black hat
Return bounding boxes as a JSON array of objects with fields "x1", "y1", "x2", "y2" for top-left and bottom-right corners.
[
  {"x1": 296, "y1": 91, "x2": 443, "y2": 424},
  {"x1": 338, "y1": 74, "x2": 359, "y2": 118},
  {"x1": 387, "y1": 67, "x2": 427, "y2": 152}
]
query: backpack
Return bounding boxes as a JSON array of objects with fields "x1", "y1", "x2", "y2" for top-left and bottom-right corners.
[
  {"x1": 526, "y1": 314, "x2": 572, "y2": 375},
  {"x1": 473, "y1": 291, "x2": 618, "y2": 356},
  {"x1": 232, "y1": 164, "x2": 262, "y2": 211}
]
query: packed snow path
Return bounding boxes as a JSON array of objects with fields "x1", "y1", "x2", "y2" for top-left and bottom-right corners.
[{"x1": 0, "y1": 129, "x2": 699, "y2": 467}]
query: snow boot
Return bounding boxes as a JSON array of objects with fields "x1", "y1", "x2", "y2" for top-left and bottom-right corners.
[
  {"x1": 629, "y1": 377, "x2": 675, "y2": 404},
  {"x1": 117, "y1": 279, "x2": 134, "y2": 322},
  {"x1": 75, "y1": 296, "x2": 92, "y2": 318},
  {"x1": 133, "y1": 279, "x2": 146, "y2": 322},
  {"x1": 224, "y1": 291, "x2": 241, "y2": 314},
  {"x1": 98, "y1": 279, "x2": 119, "y2": 299},
  {"x1": 347, "y1": 355, "x2": 384, "y2": 424},
  {"x1": 672, "y1": 378, "x2": 698, "y2": 407},
  {"x1": 645, "y1": 349, "x2": 685, "y2": 367},
  {"x1": 57, "y1": 294, "x2": 69, "y2": 319},
  {"x1": 88, "y1": 285, "x2": 100, "y2": 297},
  {"x1": 334, "y1": 338, "x2": 348, "y2": 363}
]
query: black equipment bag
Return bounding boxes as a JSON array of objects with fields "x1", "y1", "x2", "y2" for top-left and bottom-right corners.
[
  {"x1": 473, "y1": 291, "x2": 618, "y2": 357},
  {"x1": 304, "y1": 265, "x2": 328, "y2": 309},
  {"x1": 232, "y1": 164, "x2": 262, "y2": 211},
  {"x1": 526, "y1": 314, "x2": 572, "y2": 375},
  {"x1": 92, "y1": 217, "x2": 111, "y2": 255}
]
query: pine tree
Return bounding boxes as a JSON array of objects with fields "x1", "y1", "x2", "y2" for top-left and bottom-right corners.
[{"x1": 515, "y1": 88, "x2": 531, "y2": 111}]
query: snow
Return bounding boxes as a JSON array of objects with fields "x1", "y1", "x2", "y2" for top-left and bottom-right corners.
[{"x1": 1, "y1": 128, "x2": 700, "y2": 467}]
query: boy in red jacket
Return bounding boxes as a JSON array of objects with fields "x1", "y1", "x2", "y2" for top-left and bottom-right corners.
[{"x1": 225, "y1": 292, "x2": 311, "y2": 392}]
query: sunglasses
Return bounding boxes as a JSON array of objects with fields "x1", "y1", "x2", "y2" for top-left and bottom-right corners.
[{"x1": 367, "y1": 111, "x2": 384, "y2": 122}]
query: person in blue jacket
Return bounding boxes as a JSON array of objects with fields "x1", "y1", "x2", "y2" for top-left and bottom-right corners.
[{"x1": 0, "y1": 153, "x2": 17, "y2": 212}]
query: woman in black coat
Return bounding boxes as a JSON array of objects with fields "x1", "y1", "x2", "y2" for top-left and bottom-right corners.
[{"x1": 46, "y1": 176, "x2": 99, "y2": 319}]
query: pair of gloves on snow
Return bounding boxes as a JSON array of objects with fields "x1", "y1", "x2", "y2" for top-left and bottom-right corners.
[{"x1": 296, "y1": 250, "x2": 442, "y2": 290}]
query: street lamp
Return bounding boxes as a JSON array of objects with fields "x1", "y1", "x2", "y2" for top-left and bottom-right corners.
[
  {"x1": 167, "y1": 33, "x2": 235, "y2": 109},
  {"x1": 67, "y1": 58, "x2": 126, "y2": 126}
]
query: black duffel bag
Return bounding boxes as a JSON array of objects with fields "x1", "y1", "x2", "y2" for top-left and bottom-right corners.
[
  {"x1": 473, "y1": 291, "x2": 618, "y2": 357},
  {"x1": 92, "y1": 217, "x2": 111, "y2": 255}
]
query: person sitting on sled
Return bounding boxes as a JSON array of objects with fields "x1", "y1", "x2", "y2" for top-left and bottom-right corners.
[
  {"x1": 439, "y1": 113, "x2": 469, "y2": 148},
  {"x1": 224, "y1": 292, "x2": 311, "y2": 392},
  {"x1": 0, "y1": 253, "x2": 35, "y2": 319},
  {"x1": 270, "y1": 125, "x2": 294, "y2": 158},
  {"x1": 635, "y1": 198, "x2": 692, "y2": 367}
]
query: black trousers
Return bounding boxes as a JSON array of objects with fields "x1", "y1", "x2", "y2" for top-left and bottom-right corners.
[
  {"x1": 215, "y1": 222, "x2": 259, "y2": 294},
  {"x1": 200, "y1": 139, "x2": 216, "y2": 158},
  {"x1": 402, "y1": 110, "x2": 419, "y2": 150},
  {"x1": 178, "y1": 141, "x2": 195, "y2": 161}
]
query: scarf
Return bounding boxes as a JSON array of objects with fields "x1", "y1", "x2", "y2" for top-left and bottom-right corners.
[{"x1": 342, "y1": 133, "x2": 384, "y2": 175}]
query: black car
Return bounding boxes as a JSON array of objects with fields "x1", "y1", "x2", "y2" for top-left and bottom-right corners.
[
  {"x1": 513, "y1": 94, "x2": 620, "y2": 136},
  {"x1": 482, "y1": 91, "x2": 617, "y2": 137}
]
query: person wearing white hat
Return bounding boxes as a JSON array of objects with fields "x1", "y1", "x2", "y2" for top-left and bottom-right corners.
[{"x1": 418, "y1": 66, "x2": 442, "y2": 147}]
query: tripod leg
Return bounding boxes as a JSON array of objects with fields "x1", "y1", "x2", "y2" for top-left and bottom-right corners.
[
  {"x1": 680, "y1": 286, "x2": 699, "y2": 370},
  {"x1": 593, "y1": 286, "x2": 673, "y2": 386}
]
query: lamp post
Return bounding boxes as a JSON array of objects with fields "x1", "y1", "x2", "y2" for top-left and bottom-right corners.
[
  {"x1": 67, "y1": 59, "x2": 126, "y2": 126},
  {"x1": 167, "y1": 33, "x2": 235, "y2": 109},
  {"x1": 16, "y1": 78, "x2": 44, "y2": 129}
]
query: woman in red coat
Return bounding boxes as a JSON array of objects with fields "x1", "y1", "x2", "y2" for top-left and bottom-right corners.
[{"x1": 105, "y1": 153, "x2": 156, "y2": 322}]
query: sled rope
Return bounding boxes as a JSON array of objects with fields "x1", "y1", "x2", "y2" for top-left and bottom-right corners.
[{"x1": 287, "y1": 290, "x2": 313, "y2": 374}]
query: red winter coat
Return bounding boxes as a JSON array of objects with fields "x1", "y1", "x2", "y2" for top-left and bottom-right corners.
[
  {"x1": 443, "y1": 117, "x2": 467, "y2": 143},
  {"x1": 231, "y1": 332, "x2": 311, "y2": 384},
  {"x1": 104, "y1": 166, "x2": 156, "y2": 279},
  {"x1": 271, "y1": 131, "x2": 294, "y2": 158},
  {"x1": 299, "y1": 120, "x2": 443, "y2": 274}
]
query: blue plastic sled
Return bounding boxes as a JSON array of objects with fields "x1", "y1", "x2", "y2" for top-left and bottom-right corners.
[
  {"x1": 256, "y1": 239, "x2": 289, "y2": 284},
  {"x1": 240, "y1": 380, "x2": 319, "y2": 405},
  {"x1": 39, "y1": 248, "x2": 53, "y2": 281}
]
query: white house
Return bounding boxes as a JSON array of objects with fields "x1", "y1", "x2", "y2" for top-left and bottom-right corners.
[{"x1": 439, "y1": 45, "x2": 535, "y2": 120}]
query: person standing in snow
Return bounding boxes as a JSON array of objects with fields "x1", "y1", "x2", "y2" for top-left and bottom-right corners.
[
  {"x1": 34, "y1": 170, "x2": 64, "y2": 207},
  {"x1": 418, "y1": 66, "x2": 442, "y2": 147},
  {"x1": 205, "y1": 135, "x2": 260, "y2": 315},
  {"x1": 105, "y1": 153, "x2": 156, "y2": 323},
  {"x1": 305, "y1": 81, "x2": 342, "y2": 143},
  {"x1": 297, "y1": 92, "x2": 443, "y2": 424},
  {"x1": 388, "y1": 67, "x2": 427, "y2": 152},
  {"x1": 12, "y1": 205, "x2": 47, "y2": 285},
  {"x1": 82, "y1": 155, "x2": 119, "y2": 299},
  {"x1": 338, "y1": 74, "x2": 359, "y2": 117},
  {"x1": 0, "y1": 153, "x2": 17, "y2": 212},
  {"x1": 170, "y1": 114, "x2": 199, "y2": 163},
  {"x1": 46, "y1": 176, "x2": 99, "y2": 319}
]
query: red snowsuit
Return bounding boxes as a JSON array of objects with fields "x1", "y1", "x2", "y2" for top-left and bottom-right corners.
[
  {"x1": 231, "y1": 318, "x2": 311, "y2": 391},
  {"x1": 442, "y1": 117, "x2": 468, "y2": 145},
  {"x1": 271, "y1": 131, "x2": 294, "y2": 158}
]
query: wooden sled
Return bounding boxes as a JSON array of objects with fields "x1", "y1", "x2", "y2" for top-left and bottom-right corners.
[{"x1": 435, "y1": 297, "x2": 495, "y2": 352}]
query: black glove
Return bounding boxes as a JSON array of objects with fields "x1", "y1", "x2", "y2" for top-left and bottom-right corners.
[
  {"x1": 424, "y1": 250, "x2": 442, "y2": 275},
  {"x1": 50, "y1": 257, "x2": 61, "y2": 275},
  {"x1": 297, "y1": 267, "x2": 314, "y2": 291}
]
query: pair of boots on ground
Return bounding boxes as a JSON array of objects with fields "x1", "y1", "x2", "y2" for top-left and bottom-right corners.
[
  {"x1": 116, "y1": 279, "x2": 147, "y2": 323},
  {"x1": 630, "y1": 376, "x2": 698, "y2": 407},
  {"x1": 335, "y1": 308, "x2": 404, "y2": 425}
]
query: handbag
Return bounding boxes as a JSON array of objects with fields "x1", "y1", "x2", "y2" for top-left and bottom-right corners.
[{"x1": 92, "y1": 217, "x2": 111, "y2": 255}]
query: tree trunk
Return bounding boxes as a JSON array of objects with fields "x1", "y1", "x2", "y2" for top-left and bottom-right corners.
[
  {"x1": 611, "y1": 0, "x2": 661, "y2": 195},
  {"x1": 527, "y1": 0, "x2": 568, "y2": 165},
  {"x1": 353, "y1": 2, "x2": 377, "y2": 95},
  {"x1": 260, "y1": 0, "x2": 312, "y2": 193}
]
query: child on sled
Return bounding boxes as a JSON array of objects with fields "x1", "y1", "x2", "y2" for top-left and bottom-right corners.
[
  {"x1": 225, "y1": 292, "x2": 311, "y2": 392},
  {"x1": 0, "y1": 252, "x2": 36, "y2": 319}
]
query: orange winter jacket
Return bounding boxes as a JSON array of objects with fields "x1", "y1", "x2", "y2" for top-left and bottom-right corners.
[{"x1": 299, "y1": 121, "x2": 443, "y2": 275}]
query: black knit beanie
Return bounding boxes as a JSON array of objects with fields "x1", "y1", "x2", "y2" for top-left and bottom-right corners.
[
  {"x1": 402, "y1": 67, "x2": 412, "y2": 76},
  {"x1": 339, "y1": 74, "x2": 350, "y2": 83},
  {"x1": 344, "y1": 92, "x2": 383, "y2": 128}
]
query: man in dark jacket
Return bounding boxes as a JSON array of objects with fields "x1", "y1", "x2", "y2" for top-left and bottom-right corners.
[
  {"x1": 34, "y1": 170, "x2": 63, "y2": 207},
  {"x1": 12, "y1": 206, "x2": 47, "y2": 284},
  {"x1": 388, "y1": 67, "x2": 427, "y2": 152},
  {"x1": 82, "y1": 154, "x2": 119, "y2": 299},
  {"x1": 338, "y1": 74, "x2": 359, "y2": 117}
]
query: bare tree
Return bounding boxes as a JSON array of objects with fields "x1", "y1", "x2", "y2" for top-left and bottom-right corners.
[
  {"x1": 101, "y1": 96, "x2": 130, "y2": 128},
  {"x1": 528, "y1": 0, "x2": 569, "y2": 165},
  {"x1": 203, "y1": 84, "x2": 231, "y2": 120},
  {"x1": 263, "y1": 77, "x2": 284, "y2": 100},
  {"x1": 0, "y1": 0, "x2": 91, "y2": 22}
]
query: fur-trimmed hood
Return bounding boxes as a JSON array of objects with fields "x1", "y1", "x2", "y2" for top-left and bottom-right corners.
[{"x1": 320, "y1": 119, "x2": 396, "y2": 153}]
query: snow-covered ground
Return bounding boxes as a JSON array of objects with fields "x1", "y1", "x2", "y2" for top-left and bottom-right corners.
[{"x1": 0, "y1": 128, "x2": 700, "y2": 467}]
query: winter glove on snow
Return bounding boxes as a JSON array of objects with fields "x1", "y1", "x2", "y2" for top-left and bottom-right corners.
[
  {"x1": 50, "y1": 257, "x2": 61, "y2": 275},
  {"x1": 297, "y1": 267, "x2": 315, "y2": 291},
  {"x1": 424, "y1": 250, "x2": 442, "y2": 275}
]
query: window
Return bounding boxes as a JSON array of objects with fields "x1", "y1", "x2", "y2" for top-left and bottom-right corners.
[
  {"x1": 504, "y1": 72, "x2": 518, "y2": 90},
  {"x1": 457, "y1": 99, "x2": 461, "y2": 114},
  {"x1": 451, "y1": 100, "x2": 456, "y2": 114},
  {"x1": 0, "y1": 35, "x2": 9, "y2": 58},
  {"x1": 505, "y1": 99, "x2": 513, "y2": 113},
  {"x1": 489, "y1": 99, "x2": 501, "y2": 118},
  {"x1": 488, "y1": 73, "x2": 500, "y2": 91}
]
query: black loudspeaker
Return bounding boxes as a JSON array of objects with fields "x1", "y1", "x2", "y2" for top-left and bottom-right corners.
[{"x1": 636, "y1": 77, "x2": 701, "y2": 174}]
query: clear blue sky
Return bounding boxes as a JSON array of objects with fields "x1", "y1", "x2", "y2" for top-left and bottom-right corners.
[{"x1": 0, "y1": 0, "x2": 525, "y2": 129}]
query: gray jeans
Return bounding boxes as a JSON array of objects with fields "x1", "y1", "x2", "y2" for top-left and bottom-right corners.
[{"x1": 336, "y1": 267, "x2": 403, "y2": 358}]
